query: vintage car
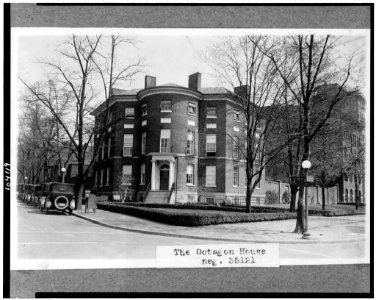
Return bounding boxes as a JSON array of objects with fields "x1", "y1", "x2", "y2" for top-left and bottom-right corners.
[
  {"x1": 39, "y1": 182, "x2": 75, "y2": 215},
  {"x1": 32, "y1": 185, "x2": 43, "y2": 208}
]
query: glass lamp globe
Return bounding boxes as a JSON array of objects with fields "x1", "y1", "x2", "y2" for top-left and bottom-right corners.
[{"x1": 302, "y1": 160, "x2": 312, "y2": 169}]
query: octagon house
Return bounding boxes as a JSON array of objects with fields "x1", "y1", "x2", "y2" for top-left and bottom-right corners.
[{"x1": 91, "y1": 73, "x2": 266, "y2": 205}]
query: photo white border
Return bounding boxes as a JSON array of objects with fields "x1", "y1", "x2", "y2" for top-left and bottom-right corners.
[{"x1": 10, "y1": 27, "x2": 371, "y2": 271}]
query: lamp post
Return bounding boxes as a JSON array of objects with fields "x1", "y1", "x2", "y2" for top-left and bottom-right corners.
[
  {"x1": 24, "y1": 176, "x2": 28, "y2": 184},
  {"x1": 61, "y1": 167, "x2": 66, "y2": 183},
  {"x1": 302, "y1": 160, "x2": 311, "y2": 238}
]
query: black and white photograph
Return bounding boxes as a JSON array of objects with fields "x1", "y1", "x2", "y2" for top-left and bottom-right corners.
[{"x1": 3, "y1": 3, "x2": 372, "y2": 297}]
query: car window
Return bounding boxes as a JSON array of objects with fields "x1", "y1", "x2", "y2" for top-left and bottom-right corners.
[{"x1": 51, "y1": 183, "x2": 75, "y2": 193}]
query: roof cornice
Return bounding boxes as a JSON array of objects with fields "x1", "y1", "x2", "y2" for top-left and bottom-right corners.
[{"x1": 137, "y1": 86, "x2": 202, "y2": 100}]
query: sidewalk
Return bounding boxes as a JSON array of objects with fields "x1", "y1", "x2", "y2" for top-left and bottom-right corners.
[{"x1": 72, "y1": 208, "x2": 366, "y2": 244}]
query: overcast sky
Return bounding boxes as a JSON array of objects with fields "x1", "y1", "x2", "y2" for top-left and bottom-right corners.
[{"x1": 14, "y1": 29, "x2": 368, "y2": 108}]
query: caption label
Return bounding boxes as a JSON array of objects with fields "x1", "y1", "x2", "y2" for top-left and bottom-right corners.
[{"x1": 156, "y1": 244, "x2": 279, "y2": 268}]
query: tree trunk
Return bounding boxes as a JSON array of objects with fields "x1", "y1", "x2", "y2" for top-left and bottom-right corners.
[
  {"x1": 354, "y1": 174, "x2": 359, "y2": 210},
  {"x1": 321, "y1": 183, "x2": 326, "y2": 212},
  {"x1": 245, "y1": 182, "x2": 252, "y2": 213},
  {"x1": 289, "y1": 184, "x2": 298, "y2": 212},
  {"x1": 76, "y1": 183, "x2": 84, "y2": 210},
  {"x1": 294, "y1": 174, "x2": 306, "y2": 233},
  {"x1": 75, "y1": 168, "x2": 85, "y2": 210}
]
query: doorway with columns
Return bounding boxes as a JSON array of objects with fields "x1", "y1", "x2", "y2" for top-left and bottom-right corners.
[{"x1": 150, "y1": 154, "x2": 176, "y2": 191}]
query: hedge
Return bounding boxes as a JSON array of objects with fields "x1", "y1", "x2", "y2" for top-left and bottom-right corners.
[
  {"x1": 98, "y1": 201, "x2": 365, "y2": 219},
  {"x1": 97, "y1": 202, "x2": 297, "y2": 226},
  {"x1": 99, "y1": 201, "x2": 293, "y2": 213}
]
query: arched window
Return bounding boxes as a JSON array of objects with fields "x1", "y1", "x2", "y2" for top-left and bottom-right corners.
[
  {"x1": 345, "y1": 189, "x2": 348, "y2": 202},
  {"x1": 350, "y1": 189, "x2": 353, "y2": 202}
]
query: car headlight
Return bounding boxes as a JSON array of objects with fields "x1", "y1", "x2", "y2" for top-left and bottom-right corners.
[
  {"x1": 46, "y1": 201, "x2": 52, "y2": 208},
  {"x1": 70, "y1": 200, "x2": 75, "y2": 209}
]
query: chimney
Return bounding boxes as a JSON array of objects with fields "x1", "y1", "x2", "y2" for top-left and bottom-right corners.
[
  {"x1": 234, "y1": 85, "x2": 250, "y2": 98},
  {"x1": 145, "y1": 75, "x2": 157, "y2": 88},
  {"x1": 188, "y1": 72, "x2": 201, "y2": 91}
]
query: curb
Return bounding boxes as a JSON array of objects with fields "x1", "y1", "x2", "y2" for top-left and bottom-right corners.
[{"x1": 72, "y1": 212, "x2": 366, "y2": 245}]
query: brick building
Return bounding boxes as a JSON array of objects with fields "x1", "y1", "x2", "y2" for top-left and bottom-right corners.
[
  {"x1": 336, "y1": 91, "x2": 366, "y2": 204},
  {"x1": 265, "y1": 86, "x2": 366, "y2": 205},
  {"x1": 91, "y1": 73, "x2": 266, "y2": 204}
]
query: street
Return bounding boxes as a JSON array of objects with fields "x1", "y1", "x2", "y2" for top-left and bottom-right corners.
[{"x1": 13, "y1": 201, "x2": 368, "y2": 270}]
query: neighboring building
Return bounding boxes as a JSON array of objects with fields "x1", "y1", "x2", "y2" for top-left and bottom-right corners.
[
  {"x1": 265, "y1": 85, "x2": 366, "y2": 205},
  {"x1": 91, "y1": 73, "x2": 266, "y2": 204},
  {"x1": 45, "y1": 147, "x2": 95, "y2": 191},
  {"x1": 335, "y1": 91, "x2": 366, "y2": 204}
]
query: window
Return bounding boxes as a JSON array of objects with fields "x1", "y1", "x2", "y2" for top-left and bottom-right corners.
[
  {"x1": 206, "y1": 123, "x2": 217, "y2": 129},
  {"x1": 187, "y1": 102, "x2": 197, "y2": 115},
  {"x1": 160, "y1": 101, "x2": 172, "y2": 112},
  {"x1": 99, "y1": 169, "x2": 103, "y2": 186},
  {"x1": 106, "y1": 167, "x2": 110, "y2": 186},
  {"x1": 233, "y1": 166, "x2": 239, "y2": 187},
  {"x1": 207, "y1": 107, "x2": 217, "y2": 118},
  {"x1": 206, "y1": 134, "x2": 216, "y2": 156},
  {"x1": 124, "y1": 124, "x2": 134, "y2": 129},
  {"x1": 345, "y1": 189, "x2": 348, "y2": 202},
  {"x1": 186, "y1": 164, "x2": 194, "y2": 185},
  {"x1": 122, "y1": 165, "x2": 132, "y2": 185},
  {"x1": 186, "y1": 130, "x2": 195, "y2": 155},
  {"x1": 206, "y1": 166, "x2": 216, "y2": 187},
  {"x1": 232, "y1": 137, "x2": 240, "y2": 160},
  {"x1": 140, "y1": 164, "x2": 145, "y2": 185},
  {"x1": 97, "y1": 144, "x2": 101, "y2": 161},
  {"x1": 107, "y1": 137, "x2": 111, "y2": 158},
  {"x1": 142, "y1": 104, "x2": 147, "y2": 116},
  {"x1": 350, "y1": 189, "x2": 353, "y2": 202},
  {"x1": 160, "y1": 129, "x2": 171, "y2": 153},
  {"x1": 161, "y1": 118, "x2": 171, "y2": 123},
  {"x1": 101, "y1": 142, "x2": 105, "y2": 160},
  {"x1": 123, "y1": 134, "x2": 133, "y2": 156},
  {"x1": 125, "y1": 107, "x2": 135, "y2": 119},
  {"x1": 188, "y1": 120, "x2": 196, "y2": 126},
  {"x1": 142, "y1": 120, "x2": 147, "y2": 126},
  {"x1": 233, "y1": 111, "x2": 240, "y2": 122},
  {"x1": 142, "y1": 132, "x2": 146, "y2": 155}
]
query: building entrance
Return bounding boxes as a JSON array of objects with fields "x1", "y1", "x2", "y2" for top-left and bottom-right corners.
[{"x1": 159, "y1": 164, "x2": 170, "y2": 190}]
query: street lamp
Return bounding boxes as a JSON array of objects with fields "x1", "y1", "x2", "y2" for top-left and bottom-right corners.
[
  {"x1": 61, "y1": 167, "x2": 66, "y2": 183},
  {"x1": 302, "y1": 160, "x2": 311, "y2": 238},
  {"x1": 24, "y1": 176, "x2": 28, "y2": 183}
]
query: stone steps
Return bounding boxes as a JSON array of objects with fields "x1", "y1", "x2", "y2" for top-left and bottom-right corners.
[{"x1": 145, "y1": 191, "x2": 169, "y2": 203}]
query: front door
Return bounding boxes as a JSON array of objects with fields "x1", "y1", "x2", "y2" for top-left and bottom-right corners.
[{"x1": 159, "y1": 164, "x2": 170, "y2": 190}]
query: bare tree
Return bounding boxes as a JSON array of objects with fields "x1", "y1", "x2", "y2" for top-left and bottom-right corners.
[
  {"x1": 206, "y1": 36, "x2": 290, "y2": 213},
  {"x1": 19, "y1": 35, "x2": 144, "y2": 209},
  {"x1": 256, "y1": 35, "x2": 361, "y2": 233}
]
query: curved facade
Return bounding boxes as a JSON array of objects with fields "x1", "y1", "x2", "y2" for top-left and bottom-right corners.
[{"x1": 92, "y1": 73, "x2": 266, "y2": 204}]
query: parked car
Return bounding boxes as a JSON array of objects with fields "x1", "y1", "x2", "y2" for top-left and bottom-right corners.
[
  {"x1": 39, "y1": 182, "x2": 75, "y2": 215},
  {"x1": 32, "y1": 185, "x2": 43, "y2": 208}
]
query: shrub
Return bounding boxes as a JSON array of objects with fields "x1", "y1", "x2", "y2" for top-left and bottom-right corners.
[
  {"x1": 97, "y1": 202, "x2": 297, "y2": 226},
  {"x1": 282, "y1": 191, "x2": 291, "y2": 204},
  {"x1": 265, "y1": 190, "x2": 279, "y2": 204}
]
